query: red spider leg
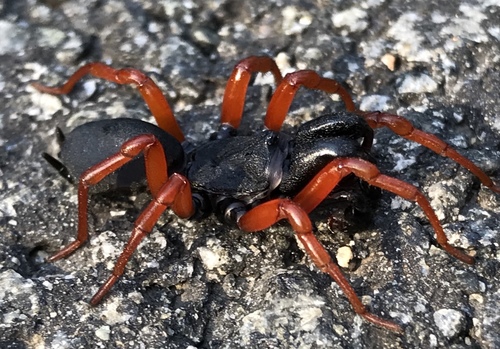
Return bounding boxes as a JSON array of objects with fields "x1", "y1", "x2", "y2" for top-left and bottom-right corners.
[
  {"x1": 293, "y1": 157, "x2": 474, "y2": 265},
  {"x1": 47, "y1": 134, "x2": 168, "y2": 261},
  {"x1": 221, "y1": 56, "x2": 283, "y2": 129},
  {"x1": 359, "y1": 111, "x2": 500, "y2": 193},
  {"x1": 90, "y1": 173, "x2": 193, "y2": 305},
  {"x1": 32, "y1": 63, "x2": 185, "y2": 142},
  {"x1": 238, "y1": 198, "x2": 403, "y2": 333},
  {"x1": 264, "y1": 70, "x2": 356, "y2": 131},
  {"x1": 46, "y1": 134, "x2": 194, "y2": 304}
]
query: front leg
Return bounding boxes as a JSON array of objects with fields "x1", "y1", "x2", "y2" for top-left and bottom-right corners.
[
  {"x1": 293, "y1": 157, "x2": 474, "y2": 264},
  {"x1": 264, "y1": 70, "x2": 356, "y2": 131},
  {"x1": 220, "y1": 56, "x2": 283, "y2": 129},
  {"x1": 359, "y1": 111, "x2": 500, "y2": 193}
]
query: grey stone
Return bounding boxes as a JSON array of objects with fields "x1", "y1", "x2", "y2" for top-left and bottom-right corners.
[{"x1": 1, "y1": 0, "x2": 499, "y2": 348}]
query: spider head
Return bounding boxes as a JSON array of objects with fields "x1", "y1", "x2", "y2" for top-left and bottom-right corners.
[{"x1": 279, "y1": 112, "x2": 374, "y2": 194}]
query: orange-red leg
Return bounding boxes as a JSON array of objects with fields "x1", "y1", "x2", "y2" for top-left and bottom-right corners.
[
  {"x1": 293, "y1": 157, "x2": 474, "y2": 264},
  {"x1": 238, "y1": 198, "x2": 403, "y2": 333},
  {"x1": 359, "y1": 111, "x2": 500, "y2": 193},
  {"x1": 46, "y1": 134, "x2": 195, "y2": 304},
  {"x1": 90, "y1": 173, "x2": 193, "y2": 305},
  {"x1": 47, "y1": 134, "x2": 168, "y2": 261},
  {"x1": 264, "y1": 70, "x2": 356, "y2": 131},
  {"x1": 221, "y1": 56, "x2": 283, "y2": 129},
  {"x1": 32, "y1": 63, "x2": 185, "y2": 142}
]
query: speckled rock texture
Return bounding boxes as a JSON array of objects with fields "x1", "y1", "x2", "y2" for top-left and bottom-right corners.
[{"x1": 1, "y1": 0, "x2": 500, "y2": 348}]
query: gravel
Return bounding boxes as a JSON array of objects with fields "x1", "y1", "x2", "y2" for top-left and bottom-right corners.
[{"x1": 1, "y1": 0, "x2": 499, "y2": 348}]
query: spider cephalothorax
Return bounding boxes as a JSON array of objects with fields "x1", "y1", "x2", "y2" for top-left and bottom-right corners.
[{"x1": 33, "y1": 56, "x2": 500, "y2": 333}]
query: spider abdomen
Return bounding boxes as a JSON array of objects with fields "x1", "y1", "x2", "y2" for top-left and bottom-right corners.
[{"x1": 57, "y1": 118, "x2": 184, "y2": 192}]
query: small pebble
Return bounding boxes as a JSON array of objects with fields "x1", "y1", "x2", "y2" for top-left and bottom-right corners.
[
  {"x1": 433, "y1": 309, "x2": 465, "y2": 338},
  {"x1": 336, "y1": 246, "x2": 353, "y2": 268}
]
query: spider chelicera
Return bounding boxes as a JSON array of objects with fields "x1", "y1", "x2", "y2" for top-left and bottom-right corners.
[{"x1": 32, "y1": 56, "x2": 500, "y2": 332}]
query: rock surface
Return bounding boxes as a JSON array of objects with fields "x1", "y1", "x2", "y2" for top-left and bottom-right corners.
[{"x1": 1, "y1": 0, "x2": 499, "y2": 348}]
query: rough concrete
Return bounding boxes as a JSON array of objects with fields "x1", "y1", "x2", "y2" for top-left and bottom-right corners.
[{"x1": 1, "y1": 0, "x2": 499, "y2": 348}]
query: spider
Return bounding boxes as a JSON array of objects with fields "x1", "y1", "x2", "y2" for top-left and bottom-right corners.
[{"x1": 32, "y1": 56, "x2": 500, "y2": 333}]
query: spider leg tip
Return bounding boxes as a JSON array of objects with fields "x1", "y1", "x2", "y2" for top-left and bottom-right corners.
[
  {"x1": 31, "y1": 81, "x2": 60, "y2": 94},
  {"x1": 30, "y1": 82, "x2": 44, "y2": 90},
  {"x1": 381, "y1": 321, "x2": 404, "y2": 334},
  {"x1": 89, "y1": 296, "x2": 101, "y2": 307},
  {"x1": 363, "y1": 313, "x2": 404, "y2": 333},
  {"x1": 46, "y1": 252, "x2": 65, "y2": 263},
  {"x1": 456, "y1": 250, "x2": 475, "y2": 265}
]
